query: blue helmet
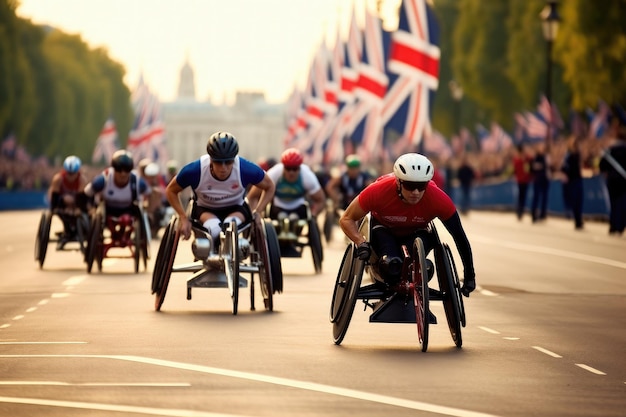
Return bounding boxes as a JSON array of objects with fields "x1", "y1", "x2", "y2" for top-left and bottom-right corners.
[{"x1": 63, "y1": 155, "x2": 82, "y2": 174}]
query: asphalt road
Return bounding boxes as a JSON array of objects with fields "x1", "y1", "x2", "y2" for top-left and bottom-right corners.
[{"x1": 0, "y1": 209, "x2": 625, "y2": 417}]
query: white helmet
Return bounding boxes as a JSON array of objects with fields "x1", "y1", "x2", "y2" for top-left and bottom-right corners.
[
  {"x1": 144, "y1": 162, "x2": 160, "y2": 177},
  {"x1": 393, "y1": 153, "x2": 434, "y2": 182}
]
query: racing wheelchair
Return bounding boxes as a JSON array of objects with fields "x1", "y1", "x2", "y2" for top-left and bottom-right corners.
[
  {"x1": 35, "y1": 209, "x2": 90, "y2": 268},
  {"x1": 151, "y1": 207, "x2": 283, "y2": 315},
  {"x1": 330, "y1": 215, "x2": 466, "y2": 352},
  {"x1": 84, "y1": 202, "x2": 151, "y2": 274},
  {"x1": 268, "y1": 202, "x2": 323, "y2": 274}
]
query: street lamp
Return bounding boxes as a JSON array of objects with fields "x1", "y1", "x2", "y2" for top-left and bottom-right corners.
[
  {"x1": 449, "y1": 80, "x2": 464, "y2": 135},
  {"x1": 540, "y1": 1, "x2": 560, "y2": 147}
]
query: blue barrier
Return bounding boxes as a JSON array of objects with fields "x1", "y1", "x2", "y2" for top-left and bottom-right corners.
[
  {"x1": 450, "y1": 175, "x2": 610, "y2": 218},
  {"x1": 0, "y1": 191, "x2": 48, "y2": 211}
]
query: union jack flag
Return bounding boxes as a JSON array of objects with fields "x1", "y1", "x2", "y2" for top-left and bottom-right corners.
[
  {"x1": 350, "y1": 9, "x2": 390, "y2": 162},
  {"x1": 382, "y1": 0, "x2": 440, "y2": 150},
  {"x1": 92, "y1": 117, "x2": 119, "y2": 165}
]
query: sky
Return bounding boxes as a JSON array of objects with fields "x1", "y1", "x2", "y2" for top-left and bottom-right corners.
[{"x1": 16, "y1": 0, "x2": 400, "y2": 105}]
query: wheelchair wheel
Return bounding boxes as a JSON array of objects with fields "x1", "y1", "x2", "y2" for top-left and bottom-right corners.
[
  {"x1": 264, "y1": 219, "x2": 283, "y2": 294},
  {"x1": 330, "y1": 244, "x2": 353, "y2": 323},
  {"x1": 332, "y1": 244, "x2": 365, "y2": 345},
  {"x1": 76, "y1": 213, "x2": 89, "y2": 255},
  {"x1": 140, "y1": 211, "x2": 151, "y2": 268},
  {"x1": 251, "y1": 216, "x2": 273, "y2": 311},
  {"x1": 35, "y1": 211, "x2": 52, "y2": 268},
  {"x1": 133, "y1": 218, "x2": 142, "y2": 274},
  {"x1": 153, "y1": 217, "x2": 179, "y2": 311},
  {"x1": 222, "y1": 220, "x2": 240, "y2": 315},
  {"x1": 436, "y1": 243, "x2": 463, "y2": 347},
  {"x1": 323, "y1": 207, "x2": 334, "y2": 243},
  {"x1": 412, "y1": 237, "x2": 429, "y2": 352},
  {"x1": 308, "y1": 218, "x2": 323, "y2": 274},
  {"x1": 444, "y1": 243, "x2": 466, "y2": 327},
  {"x1": 86, "y1": 213, "x2": 103, "y2": 274}
]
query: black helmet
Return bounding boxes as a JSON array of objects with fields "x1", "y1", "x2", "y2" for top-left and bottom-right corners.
[
  {"x1": 111, "y1": 150, "x2": 134, "y2": 172},
  {"x1": 206, "y1": 131, "x2": 239, "y2": 161}
]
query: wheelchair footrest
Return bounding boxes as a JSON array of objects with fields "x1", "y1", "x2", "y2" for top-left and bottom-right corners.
[
  {"x1": 187, "y1": 270, "x2": 248, "y2": 289},
  {"x1": 357, "y1": 283, "x2": 388, "y2": 300},
  {"x1": 369, "y1": 293, "x2": 416, "y2": 324}
]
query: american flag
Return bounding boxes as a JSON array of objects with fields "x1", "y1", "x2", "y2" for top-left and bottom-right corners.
[
  {"x1": 92, "y1": 117, "x2": 119, "y2": 165},
  {"x1": 588, "y1": 100, "x2": 610, "y2": 139},
  {"x1": 382, "y1": 0, "x2": 440, "y2": 150}
]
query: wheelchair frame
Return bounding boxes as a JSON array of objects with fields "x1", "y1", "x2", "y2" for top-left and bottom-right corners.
[
  {"x1": 84, "y1": 203, "x2": 151, "y2": 274},
  {"x1": 151, "y1": 213, "x2": 283, "y2": 315},
  {"x1": 35, "y1": 209, "x2": 90, "y2": 268},
  {"x1": 330, "y1": 215, "x2": 466, "y2": 352},
  {"x1": 269, "y1": 202, "x2": 324, "y2": 274}
]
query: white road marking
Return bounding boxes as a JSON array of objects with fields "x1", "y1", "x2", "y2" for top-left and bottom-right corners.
[
  {"x1": 472, "y1": 235, "x2": 626, "y2": 269},
  {"x1": 25, "y1": 307, "x2": 37, "y2": 313},
  {"x1": 62, "y1": 276, "x2": 86, "y2": 287},
  {"x1": 532, "y1": 346, "x2": 562, "y2": 358},
  {"x1": 0, "y1": 324, "x2": 10, "y2": 329},
  {"x1": 38, "y1": 299, "x2": 49, "y2": 305},
  {"x1": 478, "y1": 288, "x2": 498, "y2": 296},
  {"x1": 0, "y1": 354, "x2": 501, "y2": 417},
  {"x1": 478, "y1": 326, "x2": 500, "y2": 334},
  {"x1": 575, "y1": 364, "x2": 606, "y2": 375},
  {"x1": 0, "y1": 396, "x2": 252, "y2": 417},
  {"x1": 0, "y1": 381, "x2": 190, "y2": 387},
  {"x1": 51, "y1": 293, "x2": 70, "y2": 298},
  {"x1": 502, "y1": 337, "x2": 519, "y2": 340},
  {"x1": 11, "y1": 315, "x2": 24, "y2": 321},
  {"x1": 0, "y1": 341, "x2": 87, "y2": 345}
]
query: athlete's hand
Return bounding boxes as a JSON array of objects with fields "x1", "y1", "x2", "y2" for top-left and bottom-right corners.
[
  {"x1": 355, "y1": 241, "x2": 371, "y2": 260},
  {"x1": 461, "y1": 272, "x2": 476, "y2": 297}
]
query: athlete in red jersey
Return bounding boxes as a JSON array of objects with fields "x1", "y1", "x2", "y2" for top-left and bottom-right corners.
[
  {"x1": 339, "y1": 153, "x2": 476, "y2": 297},
  {"x1": 48, "y1": 155, "x2": 89, "y2": 214}
]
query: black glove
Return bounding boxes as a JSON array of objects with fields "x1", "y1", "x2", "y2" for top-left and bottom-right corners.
[
  {"x1": 461, "y1": 272, "x2": 476, "y2": 297},
  {"x1": 355, "y1": 242, "x2": 371, "y2": 260}
]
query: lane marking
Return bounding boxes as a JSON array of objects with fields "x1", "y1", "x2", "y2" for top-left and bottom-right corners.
[
  {"x1": 0, "y1": 354, "x2": 501, "y2": 417},
  {"x1": 51, "y1": 293, "x2": 70, "y2": 298},
  {"x1": 0, "y1": 381, "x2": 190, "y2": 387},
  {"x1": 502, "y1": 337, "x2": 519, "y2": 341},
  {"x1": 575, "y1": 364, "x2": 606, "y2": 375},
  {"x1": 0, "y1": 341, "x2": 87, "y2": 345},
  {"x1": 472, "y1": 235, "x2": 626, "y2": 270},
  {"x1": 479, "y1": 288, "x2": 498, "y2": 297},
  {"x1": 478, "y1": 326, "x2": 500, "y2": 335},
  {"x1": 0, "y1": 396, "x2": 252, "y2": 417},
  {"x1": 38, "y1": 299, "x2": 49, "y2": 305},
  {"x1": 25, "y1": 307, "x2": 37, "y2": 313},
  {"x1": 12, "y1": 315, "x2": 24, "y2": 321},
  {"x1": 532, "y1": 346, "x2": 562, "y2": 358},
  {"x1": 62, "y1": 276, "x2": 86, "y2": 287},
  {"x1": 0, "y1": 324, "x2": 10, "y2": 329}
]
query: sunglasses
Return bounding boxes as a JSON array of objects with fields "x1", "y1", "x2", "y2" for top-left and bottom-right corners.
[
  {"x1": 284, "y1": 166, "x2": 300, "y2": 172},
  {"x1": 212, "y1": 160, "x2": 235, "y2": 166},
  {"x1": 401, "y1": 181, "x2": 428, "y2": 192},
  {"x1": 114, "y1": 168, "x2": 132, "y2": 173}
]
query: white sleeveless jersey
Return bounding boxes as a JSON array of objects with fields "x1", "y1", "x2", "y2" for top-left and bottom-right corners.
[
  {"x1": 102, "y1": 169, "x2": 138, "y2": 208},
  {"x1": 195, "y1": 155, "x2": 245, "y2": 208}
]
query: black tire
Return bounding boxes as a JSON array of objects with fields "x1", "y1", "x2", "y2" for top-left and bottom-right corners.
[
  {"x1": 154, "y1": 217, "x2": 179, "y2": 311},
  {"x1": 133, "y1": 217, "x2": 141, "y2": 274},
  {"x1": 76, "y1": 213, "x2": 89, "y2": 255},
  {"x1": 332, "y1": 245, "x2": 365, "y2": 345},
  {"x1": 412, "y1": 237, "x2": 429, "y2": 352},
  {"x1": 329, "y1": 245, "x2": 353, "y2": 323},
  {"x1": 222, "y1": 220, "x2": 239, "y2": 315},
  {"x1": 264, "y1": 220, "x2": 283, "y2": 294},
  {"x1": 323, "y1": 209, "x2": 334, "y2": 243},
  {"x1": 35, "y1": 211, "x2": 51, "y2": 268},
  {"x1": 141, "y1": 211, "x2": 151, "y2": 268},
  {"x1": 251, "y1": 216, "x2": 274, "y2": 311},
  {"x1": 86, "y1": 213, "x2": 103, "y2": 274},
  {"x1": 444, "y1": 243, "x2": 466, "y2": 328},
  {"x1": 308, "y1": 219, "x2": 323, "y2": 274}
]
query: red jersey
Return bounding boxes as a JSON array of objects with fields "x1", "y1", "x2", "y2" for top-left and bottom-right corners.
[
  {"x1": 60, "y1": 170, "x2": 81, "y2": 194},
  {"x1": 512, "y1": 156, "x2": 533, "y2": 184},
  {"x1": 358, "y1": 174, "x2": 457, "y2": 236}
]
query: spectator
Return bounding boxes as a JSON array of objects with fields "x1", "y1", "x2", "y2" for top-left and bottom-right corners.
[
  {"x1": 530, "y1": 142, "x2": 550, "y2": 223},
  {"x1": 560, "y1": 136, "x2": 584, "y2": 230},
  {"x1": 512, "y1": 143, "x2": 534, "y2": 220},
  {"x1": 599, "y1": 125, "x2": 626, "y2": 236}
]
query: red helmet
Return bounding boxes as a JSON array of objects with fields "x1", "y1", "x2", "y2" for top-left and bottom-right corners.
[{"x1": 281, "y1": 148, "x2": 303, "y2": 168}]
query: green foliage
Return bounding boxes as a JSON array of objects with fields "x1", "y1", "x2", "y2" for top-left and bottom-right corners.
[
  {"x1": 0, "y1": 0, "x2": 132, "y2": 163},
  {"x1": 432, "y1": 0, "x2": 624, "y2": 134}
]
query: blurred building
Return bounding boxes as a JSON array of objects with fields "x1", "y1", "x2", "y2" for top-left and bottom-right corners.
[{"x1": 163, "y1": 57, "x2": 286, "y2": 165}]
